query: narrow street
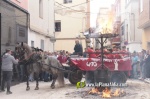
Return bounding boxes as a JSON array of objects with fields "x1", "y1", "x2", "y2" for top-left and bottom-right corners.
[
  {"x1": 0, "y1": 79, "x2": 150, "y2": 99},
  {"x1": 1, "y1": 0, "x2": 150, "y2": 99}
]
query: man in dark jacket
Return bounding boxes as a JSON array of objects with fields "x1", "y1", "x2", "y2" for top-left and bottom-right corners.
[
  {"x1": 73, "y1": 40, "x2": 83, "y2": 56},
  {"x1": 1, "y1": 49, "x2": 18, "y2": 95}
]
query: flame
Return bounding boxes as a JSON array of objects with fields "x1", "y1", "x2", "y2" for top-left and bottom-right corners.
[
  {"x1": 102, "y1": 87, "x2": 111, "y2": 98},
  {"x1": 88, "y1": 88, "x2": 100, "y2": 94},
  {"x1": 88, "y1": 87, "x2": 125, "y2": 98},
  {"x1": 112, "y1": 88, "x2": 120, "y2": 96}
]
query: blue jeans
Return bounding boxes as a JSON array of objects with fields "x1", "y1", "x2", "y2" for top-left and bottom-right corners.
[
  {"x1": 133, "y1": 65, "x2": 138, "y2": 79},
  {"x1": 141, "y1": 63, "x2": 146, "y2": 78}
]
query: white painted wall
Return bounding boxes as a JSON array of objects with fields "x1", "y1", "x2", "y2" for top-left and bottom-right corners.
[
  {"x1": 54, "y1": 0, "x2": 87, "y2": 53},
  {"x1": 121, "y1": 0, "x2": 142, "y2": 52},
  {"x1": 28, "y1": 0, "x2": 54, "y2": 51},
  {"x1": 127, "y1": 43, "x2": 142, "y2": 53}
]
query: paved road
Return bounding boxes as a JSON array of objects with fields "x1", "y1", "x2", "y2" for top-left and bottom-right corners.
[
  {"x1": 0, "y1": 79, "x2": 150, "y2": 99},
  {"x1": 0, "y1": 78, "x2": 79, "y2": 99}
]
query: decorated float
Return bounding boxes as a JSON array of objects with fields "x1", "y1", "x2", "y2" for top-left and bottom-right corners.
[{"x1": 65, "y1": 33, "x2": 132, "y2": 85}]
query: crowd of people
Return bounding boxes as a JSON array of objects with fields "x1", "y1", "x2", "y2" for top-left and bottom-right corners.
[
  {"x1": 0, "y1": 48, "x2": 72, "y2": 94},
  {"x1": 14, "y1": 50, "x2": 71, "y2": 82},
  {"x1": 73, "y1": 40, "x2": 150, "y2": 81},
  {"x1": 131, "y1": 50, "x2": 150, "y2": 80},
  {"x1": 1, "y1": 39, "x2": 150, "y2": 95},
  {"x1": 6, "y1": 40, "x2": 150, "y2": 82}
]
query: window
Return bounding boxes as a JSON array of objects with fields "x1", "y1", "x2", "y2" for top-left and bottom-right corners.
[
  {"x1": 121, "y1": 25, "x2": 124, "y2": 35},
  {"x1": 125, "y1": 0, "x2": 130, "y2": 5},
  {"x1": 19, "y1": 27, "x2": 25, "y2": 37},
  {"x1": 140, "y1": 0, "x2": 143, "y2": 12},
  {"x1": 41, "y1": 39, "x2": 44, "y2": 50},
  {"x1": 31, "y1": 41, "x2": 34, "y2": 47},
  {"x1": 64, "y1": 0, "x2": 72, "y2": 4},
  {"x1": 39, "y1": 0, "x2": 43, "y2": 18},
  {"x1": 55, "y1": 21, "x2": 61, "y2": 32},
  {"x1": 16, "y1": 25, "x2": 27, "y2": 43}
]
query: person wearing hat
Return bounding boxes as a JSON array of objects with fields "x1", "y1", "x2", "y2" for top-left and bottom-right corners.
[{"x1": 1, "y1": 49, "x2": 19, "y2": 94}]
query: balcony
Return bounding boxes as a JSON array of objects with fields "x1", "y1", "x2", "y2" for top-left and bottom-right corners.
[
  {"x1": 111, "y1": 37, "x2": 121, "y2": 44},
  {"x1": 113, "y1": 16, "x2": 121, "y2": 33},
  {"x1": 115, "y1": 16, "x2": 121, "y2": 23}
]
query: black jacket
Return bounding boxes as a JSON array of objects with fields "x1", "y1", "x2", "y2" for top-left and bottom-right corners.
[
  {"x1": 145, "y1": 54, "x2": 150, "y2": 78},
  {"x1": 74, "y1": 44, "x2": 83, "y2": 56}
]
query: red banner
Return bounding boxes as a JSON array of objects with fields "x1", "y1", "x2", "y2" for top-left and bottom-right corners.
[{"x1": 70, "y1": 57, "x2": 132, "y2": 71}]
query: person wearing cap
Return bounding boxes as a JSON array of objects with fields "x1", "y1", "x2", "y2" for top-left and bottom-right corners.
[{"x1": 1, "y1": 49, "x2": 19, "y2": 94}]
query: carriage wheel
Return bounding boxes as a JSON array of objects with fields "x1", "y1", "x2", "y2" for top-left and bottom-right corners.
[
  {"x1": 68, "y1": 71, "x2": 83, "y2": 85},
  {"x1": 110, "y1": 71, "x2": 127, "y2": 84}
]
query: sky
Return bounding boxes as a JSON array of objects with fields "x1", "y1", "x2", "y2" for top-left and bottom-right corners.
[{"x1": 90, "y1": 0, "x2": 115, "y2": 27}]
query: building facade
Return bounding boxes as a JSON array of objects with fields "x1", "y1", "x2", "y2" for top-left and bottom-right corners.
[
  {"x1": 54, "y1": 0, "x2": 88, "y2": 53},
  {"x1": 0, "y1": 0, "x2": 28, "y2": 53},
  {"x1": 28, "y1": 0, "x2": 54, "y2": 51},
  {"x1": 0, "y1": 0, "x2": 29, "y2": 86},
  {"x1": 112, "y1": 0, "x2": 125, "y2": 48},
  {"x1": 113, "y1": 0, "x2": 142, "y2": 52},
  {"x1": 122, "y1": 0, "x2": 142, "y2": 52},
  {"x1": 139, "y1": 0, "x2": 150, "y2": 50},
  {"x1": 11, "y1": 0, "x2": 28, "y2": 10},
  {"x1": 10, "y1": 0, "x2": 55, "y2": 51},
  {"x1": 113, "y1": 0, "x2": 125, "y2": 34}
]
